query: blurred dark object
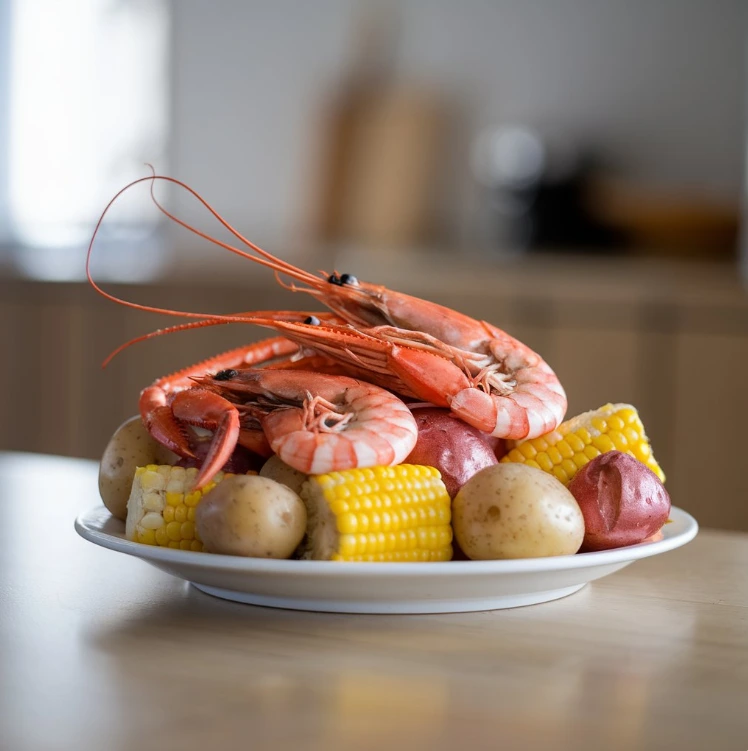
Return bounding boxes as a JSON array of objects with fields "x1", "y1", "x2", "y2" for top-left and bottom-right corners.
[
  {"x1": 585, "y1": 177, "x2": 740, "y2": 259},
  {"x1": 312, "y1": 6, "x2": 446, "y2": 249},
  {"x1": 472, "y1": 126, "x2": 623, "y2": 253},
  {"x1": 472, "y1": 126, "x2": 739, "y2": 259}
]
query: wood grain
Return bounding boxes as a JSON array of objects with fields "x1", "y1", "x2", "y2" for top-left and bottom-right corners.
[{"x1": 0, "y1": 453, "x2": 746, "y2": 751}]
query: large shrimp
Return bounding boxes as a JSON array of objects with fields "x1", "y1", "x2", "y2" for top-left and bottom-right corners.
[
  {"x1": 178, "y1": 368, "x2": 418, "y2": 480},
  {"x1": 87, "y1": 174, "x2": 567, "y2": 457},
  {"x1": 222, "y1": 311, "x2": 567, "y2": 441}
]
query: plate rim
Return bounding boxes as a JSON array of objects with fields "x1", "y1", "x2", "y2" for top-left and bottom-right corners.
[{"x1": 75, "y1": 505, "x2": 699, "y2": 576}]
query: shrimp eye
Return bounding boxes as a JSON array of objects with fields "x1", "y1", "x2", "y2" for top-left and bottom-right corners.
[
  {"x1": 327, "y1": 273, "x2": 342, "y2": 285},
  {"x1": 340, "y1": 273, "x2": 358, "y2": 286},
  {"x1": 304, "y1": 315, "x2": 321, "y2": 325},
  {"x1": 214, "y1": 368, "x2": 238, "y2": 381}
]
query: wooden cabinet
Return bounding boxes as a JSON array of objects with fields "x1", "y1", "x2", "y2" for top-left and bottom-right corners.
[
  {"x1": 670, "y1": 332, "x2": 748, "y2": 530},
  {"x1": 2, "y1": 256, "x2": 746, "y2": 531}
]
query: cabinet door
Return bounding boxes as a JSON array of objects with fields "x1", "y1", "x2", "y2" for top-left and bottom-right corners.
[
  {"x1": 670, "y1": 332, "x2": 748, "y2": 531},
  {"x1": 549, "y1": 327, "x2": 640, "y2": 418}
]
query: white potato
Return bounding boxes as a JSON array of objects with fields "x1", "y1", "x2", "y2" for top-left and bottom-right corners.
[
  {"x1": 98, "y1": 416, "x2": 177, "y2": 521},
  {"x1": 195, "y1": 475, "x2": 307, "y2": 558},
  {"x1": 259, "y1": 455, "x2": 308, "y2": 496},
  {"x1": 452, "y1": 463, "x2": 584, "y2": 559}
]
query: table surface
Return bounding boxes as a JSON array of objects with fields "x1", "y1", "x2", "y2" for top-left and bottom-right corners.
[{"x1": 1, "y1": 453, "x2": 746, "y2": 751}]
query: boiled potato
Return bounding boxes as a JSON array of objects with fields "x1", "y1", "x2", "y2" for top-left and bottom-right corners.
[
  {"x1": 569, "y1": 451, "x2": 670, "y2": 551},
  {"x1": 98, "y1": 416, "x2": 177, "y2": 521},
  {"x1": 452, "y1": 464, "x2": 584, "y2": 559},
  {"x1": 259, "y1": 455, "x2": 308, "y2": 496},
  {"x1": 405, "y1": 408, "x2": 499, "y2": 498},
  {"x1": 195, "y1": 475, "x2": 307, "y2": 558}
]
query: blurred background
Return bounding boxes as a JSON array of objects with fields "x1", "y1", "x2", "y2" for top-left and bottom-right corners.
[{"x1": 0, "y1": 0, "x2": 746, "y2": 529}]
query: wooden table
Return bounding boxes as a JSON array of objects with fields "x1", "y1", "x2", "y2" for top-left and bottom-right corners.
[{"x1": 1, "y1": 453, "x2": 746, "y2": 751}]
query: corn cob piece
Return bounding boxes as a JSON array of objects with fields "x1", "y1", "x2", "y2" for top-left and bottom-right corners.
[
  {"x1": 125, "y1": 465, "x2": 233, "y2": 551},
  {"x1": 501, "y1": 403, "x2": 665, "y2": 485},
  {"x1": 299, "y1": 465, "x2": 453, "y2": 562}
]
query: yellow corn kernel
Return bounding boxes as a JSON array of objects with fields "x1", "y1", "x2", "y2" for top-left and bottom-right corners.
[
  {"x1": 137, "y1": 528, "x2": 156, "y2": 545},
  {"x1": 518, "y1": 442, "x2": 538, "y2": 459},
  {"x1": 535, "y1": 452, "x2": 554, "y2": 472},
  {"x1": 635, "y1": 442, "x2": 652, "y2": 461},
  {"x1": 557, "y1": 440, "x2": 574, "y2": 459},
  {"x1": 165, "y1": 492, "x2": 182, "y2": 507},
  {"x1": 561, "y1": 458, "x2": 578, "y2": 478},
  {"x1": 618, "y1": 407, "x2": 637, "y2": 424},
  {"x1": 608, "y1": 430, "x2": 628, "y2": 449},
  {"x1": 184, "y1": 491, "x2": 202, "y2": 507},
  {"x1": 607, "y1": 415, "x2": 625, "y2": 431},
  {"x1": 502, "y1": 403, "x2": 665, "y2": 485},
  {"x1": 546, "y1": 446, "x2": 563, "y2": 465},
  {"x1": 592, "y1": 434, "x2": 616, "y2": 453},
  {"x1": 572, "y1": 452, "x2": 589, "y2": 469},
  {"x1": 532, "y1": 437, "x2": 549, "y2": 452},
  {"x1": 565, "y1": 433, "x2": 586, "y2": 453},
  {"x1": 576, "y1": 428, "x2": 592, "y2": 445},
  {"x1": 584, "y1": 445, "x2": 602, "y2": 461},
  {"x1": 300, "y1": 464, "x2": 452, "y2": 562}
]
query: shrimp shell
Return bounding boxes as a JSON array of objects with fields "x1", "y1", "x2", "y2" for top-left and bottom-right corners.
[{"x1": 200, "y1": 369, "x2": 418, "y2": 476}]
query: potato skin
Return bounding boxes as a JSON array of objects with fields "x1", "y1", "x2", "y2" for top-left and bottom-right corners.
[
  {"x1": 98, "y1": 416, "x2": 177, "y2": 520},
  {"x1": 568, "y1": 451, "x2": 670, "y2": 552},
  {"x1": 405, "y1": 408, "x2": 499, "y2": 498},
  {"x1": 259, "y1": 455, "x2": 308, "y2": 496},
  {"x1": 196, "y1": 475, "x2": 307, "y2": 558},
  {"x1": 452, "y1": 464, "x2": 585, "y2": 559}
]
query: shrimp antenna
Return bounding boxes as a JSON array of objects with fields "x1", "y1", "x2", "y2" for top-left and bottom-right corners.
[
  {"x1": 102, "y1": 317, "x2": 236, "y2": 368},
  {"x1": 103, "y1": 307, "x2": 340, "y2": 367},
  {"x1": 143, "y1": 167, "x2": 323, "y2": 287},
  {"x1": 86, "y1": 171, "x2": 325, "y2": 325}
]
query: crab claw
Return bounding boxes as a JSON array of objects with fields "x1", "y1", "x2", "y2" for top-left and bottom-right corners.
[
  {"x1": 171, "y1": 388, "x2": 241, "y2": 489},
  {"x1": 139, "y1": 385, "x2": 196, "y2": 460}
]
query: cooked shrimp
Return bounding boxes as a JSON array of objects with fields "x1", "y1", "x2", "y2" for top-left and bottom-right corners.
[
  {"x1": 87, "y1": 173, "x2": 567, "y2": 443},
  {"x1": 189, "y1": 368, "x2": 418, "y2": 477}
]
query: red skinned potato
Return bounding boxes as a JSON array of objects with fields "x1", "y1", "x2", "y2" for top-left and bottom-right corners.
[
  {"x1": 405, "y1": 408, "x2": 498, "y2": 497},
  {"x1": 569, "y1": 451, "x2": 670, "y2": 552}
]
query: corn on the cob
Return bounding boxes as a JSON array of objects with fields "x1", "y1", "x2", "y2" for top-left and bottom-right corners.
[
  {"x1": 299, "y1": 465, "x2": 453, "y2": 562},
  {"x1": 501, "y1": 403, "x2": 664, "y2": 485},
  {"x1": 125, "y1": 465, "x2": 233, "y2": 551}
]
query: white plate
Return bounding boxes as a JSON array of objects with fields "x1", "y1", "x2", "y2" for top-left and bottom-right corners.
[{"x1": 75, "y1": 506, "x2": 698, "y2": 614}]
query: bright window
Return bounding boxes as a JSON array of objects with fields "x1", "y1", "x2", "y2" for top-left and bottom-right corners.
[{"x1": 7, "y1": 0, "x2": 169, "y2": 280}]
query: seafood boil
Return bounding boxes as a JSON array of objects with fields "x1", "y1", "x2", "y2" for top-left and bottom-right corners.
[
  {"x1": 88, "y1": 175, "x2": 566, "y2": 487},
  {"x1": 91, "y1": 173, "x2": 670, "y2": 562}
]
